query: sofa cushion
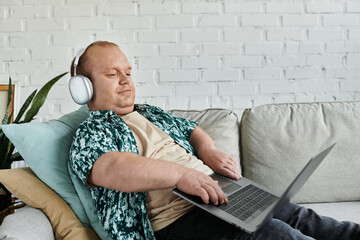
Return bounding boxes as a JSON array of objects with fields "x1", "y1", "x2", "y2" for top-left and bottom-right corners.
[
  {"x1": 169, "y1": 108, "x2": 241, "y2": 172},
  {"x1": 0, "y1": 168, "x2": 99, "y2": 240},
  {"x1": 240, "y1": 102, "x2": 360, "y2": 203},
  {"x1": 0, "y1": 205, "x2": 54, "y2": 240}
]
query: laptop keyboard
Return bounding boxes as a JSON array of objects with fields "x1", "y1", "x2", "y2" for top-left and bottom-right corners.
[{"x1": 219, "y1": 184, "x2": 278, "y2": 223}]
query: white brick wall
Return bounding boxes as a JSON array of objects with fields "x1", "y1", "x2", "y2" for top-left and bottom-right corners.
[{"x1": 0, "y1": 0, "x2": 360, "y2": 121}]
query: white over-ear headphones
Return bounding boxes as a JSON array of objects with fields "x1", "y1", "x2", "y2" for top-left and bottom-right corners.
[{"x1": 68, "y1": 48, "x2": 94, "y2": 105}]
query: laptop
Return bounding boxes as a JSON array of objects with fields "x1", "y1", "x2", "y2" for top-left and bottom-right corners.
[{"x1": 173, "y1": 143, "x2": 336, "y2": 234}]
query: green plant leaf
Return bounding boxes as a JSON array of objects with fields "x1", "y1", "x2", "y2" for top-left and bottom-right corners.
[
  {"x1": 23, "y1": 72, "x2": 67, "y2": 123},
  {"x1": 1, "y1": 73, "x2": 67, "y2": 169},
  {"x1": 1, "y1": 78, "x2": 13, "y2": 125},
  {"x1": 7, "y1": 112, "x2": 13, "y2": 125},
  {"x1": 0, "y1": 135, "x2": 10, "y2": 169},
  {"x1": 13, "y1": 90, "x2": 37, "y2": 123},
  {"x1": 5, "y1": 78, "x2": 12, "y2": 108},
  {"x1": 1, "y1": 103, "x2": 11, "y2": 125},
  {"x1": 4, "y1": 144, "x2": 15, "y2": 168},
  {"x1": 10, "y1": 152, "x2": 23, "y2": 162}
]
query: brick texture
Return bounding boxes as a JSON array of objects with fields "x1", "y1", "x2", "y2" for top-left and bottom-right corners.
[{"x1": 0, "y1": 0, "x2": 359, "y2": 121}]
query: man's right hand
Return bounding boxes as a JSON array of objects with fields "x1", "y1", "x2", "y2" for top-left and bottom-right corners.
[{"x1": 176, "y1": 169, "x2": 228, "y2": 205}]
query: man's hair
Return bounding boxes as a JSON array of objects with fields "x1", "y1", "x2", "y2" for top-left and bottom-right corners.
[{"x1": 70, "y1": 41, "x2": 119, "y2": 77}]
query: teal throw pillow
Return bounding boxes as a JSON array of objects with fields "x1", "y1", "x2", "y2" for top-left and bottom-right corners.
[
  {"x1": 2, "y1": 106, "x2": 112, "y2": 239},
  {"x1": 2, "y1": 106, "x2": 90, "y2": 225}
]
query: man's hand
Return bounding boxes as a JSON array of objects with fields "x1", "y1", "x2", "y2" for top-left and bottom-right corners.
[
  {"x1": 189, "y1": 126, "x2": 241, "y2": 180},
  {"x1": 176, "y1": 168, "x2": 228, "y2": 205},
  {"x1": 202, "y1": 148, "x2": 241, "y2": 180}
]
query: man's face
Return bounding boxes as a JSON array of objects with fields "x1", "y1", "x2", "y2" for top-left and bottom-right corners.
[{"x1": 86, "y1": 45, "x2": 135, "y2": 116}]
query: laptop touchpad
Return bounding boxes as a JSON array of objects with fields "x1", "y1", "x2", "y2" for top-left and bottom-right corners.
[{"x1": 211, "y1": 174, "x2": 243, "y2": 195}]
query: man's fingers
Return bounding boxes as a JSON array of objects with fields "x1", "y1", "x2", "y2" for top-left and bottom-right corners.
[
  {"x1": 220, "y1": 161, "x2": 241, "y2": 180},
  {"x1": 212, "y1": 180, "x2": 228, "y2": 204},
  {"x1": 198, "y1": 180, "x2": 228, "y2": 205},
  {"x1": 220, "y1": 167, "x2": 241, "y2": 180},
  {"x1": 226, "y1": 161, "x2": 239, "y2": 173},
  {"x1": 227, "y1": 155, "x2": 236, "y2": 163},
  {"x1": 197, "y1": 183, "x2": 218, "y2": 205},
  {"x1": 197, "y1": 187, "x2": 210, "y2": 204},
  {"x1": 177, "y1": 169, "x2": 229, "y2": 205},
  {"x1": 202, "y1": 182, "x2": 219, "y2": 205},
  {"x1": 227, "y1": 156, "x2": 239, "y2": 169},
  {"x1": 227, "y1": 156, "x2": 241, "y2": 174}
]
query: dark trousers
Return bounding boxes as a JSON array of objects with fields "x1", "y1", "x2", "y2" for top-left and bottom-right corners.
[{"x1": 155, "y1": 202, "x2": 360, "y2": 240}]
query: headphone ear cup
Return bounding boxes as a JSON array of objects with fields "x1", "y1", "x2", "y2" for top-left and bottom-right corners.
[{"x1": 68, "y1": 75, "x2": 93, "y2": 105}]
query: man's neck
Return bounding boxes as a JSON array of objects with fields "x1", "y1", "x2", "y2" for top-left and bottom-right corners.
[{"x1": 88, "y1": 102, "x2": 134, "y2": 117}]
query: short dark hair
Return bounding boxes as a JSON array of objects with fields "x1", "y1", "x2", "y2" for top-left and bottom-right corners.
[{"x1": 70, "y1": 41, "x2": 119, "y2": 77}]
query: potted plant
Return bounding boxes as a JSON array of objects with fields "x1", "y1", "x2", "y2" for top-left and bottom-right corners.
[{"x1": 0, "y1": 72, "x2": 67, "y2": 217}]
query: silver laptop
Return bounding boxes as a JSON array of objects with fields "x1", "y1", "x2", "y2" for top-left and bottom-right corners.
[{"x1": 173, "y1": 143, "x2": 336, "y2": 234}]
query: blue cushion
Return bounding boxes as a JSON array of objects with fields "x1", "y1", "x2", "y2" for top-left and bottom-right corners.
[{"x1": 2, "y1": 106, "x2": 111, "y2": 239}]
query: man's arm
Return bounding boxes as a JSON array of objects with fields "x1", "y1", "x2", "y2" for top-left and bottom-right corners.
[
  {"x1": 189, "y1": 126, "x2": 241, "y2": 180},
  {"x1": 88, "y1": 151, "x2": 228, "y2": 205}
]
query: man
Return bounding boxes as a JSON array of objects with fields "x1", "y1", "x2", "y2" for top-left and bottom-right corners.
[{"x1": 70, "y1": 41, "x2": 360, "y2": 240}]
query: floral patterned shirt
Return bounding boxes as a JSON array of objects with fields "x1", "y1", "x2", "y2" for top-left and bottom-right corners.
[{"x1": 69, "y1": 104, "x2": 197, "y2": 240}]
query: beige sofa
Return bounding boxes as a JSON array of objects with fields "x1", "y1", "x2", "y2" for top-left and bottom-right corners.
[
  {"x1": 1, "y1": 101, "x2": 359, "y2": 239},
  {"x1": 172, "y1": 101, "x2": 360, "y2": 224}
]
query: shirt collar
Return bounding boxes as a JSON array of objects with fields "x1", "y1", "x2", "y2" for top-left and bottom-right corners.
[{"x1": 89, "y1": 110, "x2": 118, "y2": 119}]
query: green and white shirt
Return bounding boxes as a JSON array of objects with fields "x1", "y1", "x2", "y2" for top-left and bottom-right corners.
[{"x1": 69, "y1": 104, "x2": 197, "y2": 240}]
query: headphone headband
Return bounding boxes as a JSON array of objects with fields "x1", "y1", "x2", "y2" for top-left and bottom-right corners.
[{"x1": 73, "y1": 48, "x2": 86, "y2": 76}]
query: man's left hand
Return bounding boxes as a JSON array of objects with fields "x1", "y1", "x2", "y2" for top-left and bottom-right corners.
[{"x1": 202, "y1": 149, "x2": 241, "y2": 180}]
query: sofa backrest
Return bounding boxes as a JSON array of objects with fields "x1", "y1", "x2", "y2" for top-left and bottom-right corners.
[
  {"x1": 169, "y1": 108, "x2": 241, "y2": 172},
  {"x1": 240, "y1": 102, "x2": 360, "y2": 203}
]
